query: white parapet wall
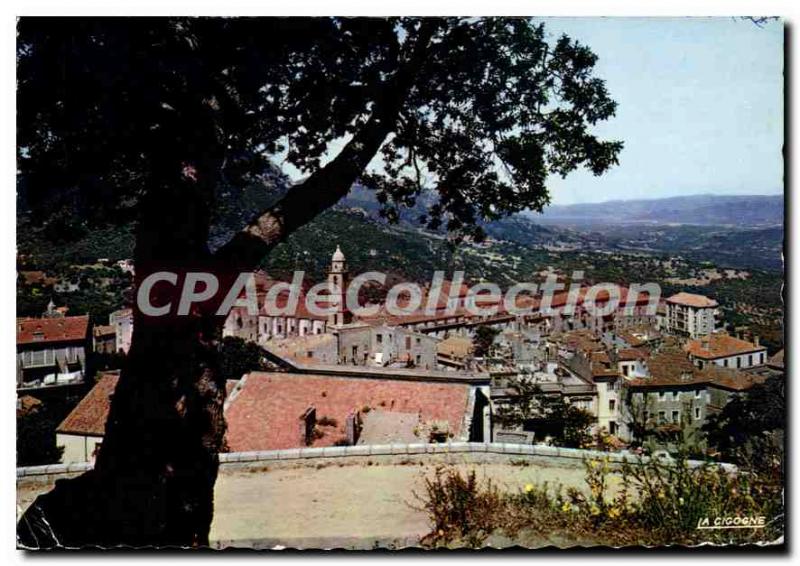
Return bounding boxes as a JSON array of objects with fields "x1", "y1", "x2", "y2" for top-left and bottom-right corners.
[{"x1": 17, "y1": 442, "x2": 737, "y2": 479}]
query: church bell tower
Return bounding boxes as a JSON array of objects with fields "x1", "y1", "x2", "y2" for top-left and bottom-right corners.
[{"x1": 328, "y1": 245, "x2": 352, "y2": 326}]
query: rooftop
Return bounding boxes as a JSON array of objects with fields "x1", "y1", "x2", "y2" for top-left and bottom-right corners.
[
  {"x1": 685, "y1": 333, "x2": 765, "y2": 359},
  {"x1": 666, "y1": 292, "x2": 718, "y2": 308},
  {"x1": 17, "y1": 315, "x2": 90, "y2": 346},
  {"x1": 56, "y1": 372, "x2": 119, "y2": 436},
  {"x1": 224, "y1": 372, "x2": 471, "y2": 452}
]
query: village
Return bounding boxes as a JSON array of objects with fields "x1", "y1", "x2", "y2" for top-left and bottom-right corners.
[{"x1": 16, "y1": 245, "x2": 784, "y2": 465}]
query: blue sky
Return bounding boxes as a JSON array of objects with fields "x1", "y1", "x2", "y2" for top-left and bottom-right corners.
[
  {"x1": 540, "y1": 17, "x2": 783, "y2": 205},
  {"x1": 278, "y1": 18, "x2": 783, "y2": 206}
]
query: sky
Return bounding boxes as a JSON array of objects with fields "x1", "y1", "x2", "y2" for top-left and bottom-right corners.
[
  {"x1": 538, "y1": 17, "x2": 784, "y2": 205},
  {"x1": 277, "y1": 18, "x2": 784, "y2": 206}
]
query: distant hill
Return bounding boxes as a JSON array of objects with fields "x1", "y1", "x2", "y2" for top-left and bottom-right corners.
[{"x1": 532, "y1": 194, "x2": 783, "y2": 227}]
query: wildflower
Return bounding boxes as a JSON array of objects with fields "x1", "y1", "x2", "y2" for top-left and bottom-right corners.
[
  {"x1": 590, "y1": 504, "x2": 601, "y2": 516},
  {"x1": 608, "y1": 507, "x2": 621, "y2": 519},
  {"x1": 658, "y1": 490, "x2": 666, "y2": 499},
  {"x1": 588, "y1": 460, "x2": 598, "y2": 469},
  {"x1": 561, "y1": 501, "x2": 572, "y2": 513},
  {"x1": 525, "y1": 483, "x2": 534, "y2": 494}
]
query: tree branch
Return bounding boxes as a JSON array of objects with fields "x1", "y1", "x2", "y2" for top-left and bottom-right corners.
[{"x1": 213, "y1": 21, "x2": 438, "y2": 270}]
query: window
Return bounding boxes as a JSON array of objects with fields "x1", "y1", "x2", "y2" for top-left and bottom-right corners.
[
  {"x1": 723, "y1": 359, "x2": 728, "y2": 368},
  {"x1": 609, "y1": 421, "x2": 617, "y2": 435},
  {"x1": 415, "y1": 355, "x2": 421, "y2": 365},
  {"x1": 658, "y1": 411, "x2": 666, "y2": 424},
  {"x1": 609, "y1": 399, "x2": 616, "y2": 411},
  {"x1": 307, "y1": 351, "x2": 313, "y2": 358},
  {"x1": 405, "y1": 336, "x2": 411, "y2": 349},
  {"x1": 671, "y1": 410, "x2": 679, "y2": 423},
  {"x1": 748, "y1": 355, "x2": 753, "y2": 366},
  {"x1": 760, "y1": 353, "x2": 765, "y2": 364},
  {"x1": 658, "y1": 392, "x2": 666, "y2": 401},
  {"x1": 672, "y1": 391, "x2": 679, "y2": 400},
  {"x1": 695, "y1": 389, "x2": 702, "y2": 399},
  {"x1": 376, "y1": 334, "x2": 383, "y2": 344},
  {"x1": 694, "y1": 407, "x2": 701, "y2": 420},
  {"x1": 736, "y1": 357, "x2": 741, "y2": 369}
]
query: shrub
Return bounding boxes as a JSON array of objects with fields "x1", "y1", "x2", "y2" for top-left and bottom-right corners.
[{"x1": 414, "y1": 466, "x2": 505, "y2": 548}]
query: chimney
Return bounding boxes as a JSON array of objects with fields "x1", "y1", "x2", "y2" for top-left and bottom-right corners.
[
  {"x1": 300, "y1": 406, "x2": 317, "y2": 446},
  {"x1": 754, "y1": 335, "x2": 760, "y2": 347}
]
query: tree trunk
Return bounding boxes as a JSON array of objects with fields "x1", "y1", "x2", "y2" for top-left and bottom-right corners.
[
  {"x1": 18, "y1": 139, "x2": 228, "y2": 548},
  {"x1": 18, "y1": 24, "x2": 437, "y2": 549}
]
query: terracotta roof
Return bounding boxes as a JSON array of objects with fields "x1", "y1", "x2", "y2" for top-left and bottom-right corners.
[
  {"x1": 628, "y1": 348, "x2": 765, "y2": 392},
  {"x1": 666, "y1": 292, "x2": 718, "y2": 308},
  {"x1": 224, "y1": 372, "x2": 470, "y2": 452},
  {"x1": 628, "y1": 348, "x2": 708, "y2": 388},
  {"x1": 704, "y1": 366, "x2": 769, "y2": 392},
  {"x1": 617, "y1": 348, "x2": 648, "y2": 361},
  {"x1": 685, "y1": 333, "x2": 765, "y2": 360},
  {"x1": 17, "y1": 315, "x2": 90, "y2": 346},
  {"x1": 56, "y1": 372, "x2": 119, "y2": 436},
  {"x1": 553, "y1": 329, "x2": 602, "y2": 354}
]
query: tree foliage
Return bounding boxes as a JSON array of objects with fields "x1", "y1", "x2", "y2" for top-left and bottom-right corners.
[
  {"x1": 18, "y1": 17, "x2": 622, "y2": 245},
  {"x1": 472, "y1": 325, "x2": 500, "y2": 357},
  {"x1": 703, "y1": 376, "x2": 785, "y2": 466},
  {"x1": 218, "y1": 336, "x2": 269, "y2": 381}
]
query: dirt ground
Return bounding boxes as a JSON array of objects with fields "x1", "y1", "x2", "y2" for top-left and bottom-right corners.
[
  {"x1": 210, "y1": 453, "x2": 596, "y2": 549},
  {"x1": 16, "y1": 453, "x2": 602, "y2": 549}
]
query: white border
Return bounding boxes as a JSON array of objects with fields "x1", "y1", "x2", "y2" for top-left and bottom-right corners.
[{"x1": 2, "y1": 1, "x2": 795, "y2": 564}]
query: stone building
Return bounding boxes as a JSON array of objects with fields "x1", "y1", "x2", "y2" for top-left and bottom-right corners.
[
  {"x1": 625, "y1": 346, "x2": 769, "y2": 448},
  {"x1": 335, "y1": 322, "x2": 438, "y2": 369}
]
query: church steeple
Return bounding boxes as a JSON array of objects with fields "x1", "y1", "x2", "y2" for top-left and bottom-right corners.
[{"x1": 328, "y1": 245, "x2": 351, "y2": 326}]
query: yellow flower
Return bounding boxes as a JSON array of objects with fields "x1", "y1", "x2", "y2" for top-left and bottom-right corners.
[
  {"x1": 524, "y1": 483, "x2": 534, "y2": 494},
  {"x1": 590, "y1": 504, "x2": 601, "y2": 516},
  {"x1": 608, "y1": 507, "x2": 621, "y2": 519},
  {"x1": 658, "y1": 490, "x2": 666, "y2": 499},
  {"x1": 561, "y1": 501, "x2": 572, "y2": 513}
]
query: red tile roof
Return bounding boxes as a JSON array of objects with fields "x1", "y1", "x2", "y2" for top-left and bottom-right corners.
[
  {"x1": 17, "y1": 315, "x2": 90, "y2": 346},
  {"x1": 224, "y1": 372, "x2": 470, "y2": 452},
  {"x1": 666, "y1": 292, "x2": 718, "y2": 308},
  {"x1": 56, "y1": 372, "x2": 119, "y2": 436},
  {"x1": 685, "y1": 333, "x2": 765, "y2": 359}
]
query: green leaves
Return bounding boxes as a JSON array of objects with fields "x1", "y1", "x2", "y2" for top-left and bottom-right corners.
[{"x1": 18, "y1": 18, "x2": 622, "y2": 244}]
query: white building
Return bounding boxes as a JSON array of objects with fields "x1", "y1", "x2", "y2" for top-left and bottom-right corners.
[
  {"x1": 665, "y1": 292, "x2": 718, "y2": 338},
  {"x1": 56, "y1": 372, "x2": 118, "y2": 463},
  {"x1": 109, "y1": 308, "x2": 133, "y2": 353},
  {"x1": 685, "y1": 332, "x2": 767, "y2": 370}
]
